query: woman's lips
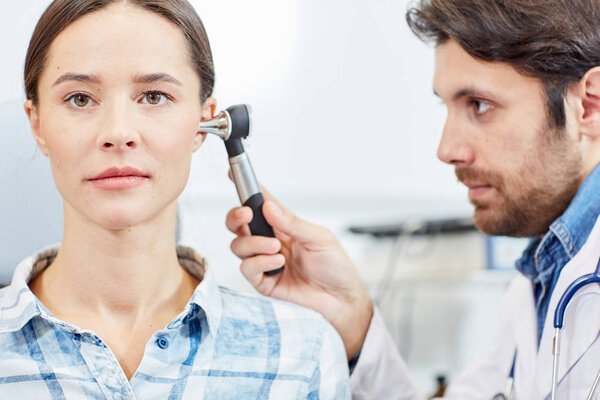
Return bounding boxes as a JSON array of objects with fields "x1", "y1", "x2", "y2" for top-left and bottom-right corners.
[{"x1": 88, "y1": 167, "x2": 150, "y2": 190}]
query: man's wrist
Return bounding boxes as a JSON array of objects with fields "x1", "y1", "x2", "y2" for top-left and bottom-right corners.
[{"x1": 338, "y1": 292, "x2": 373, "y2": 359}]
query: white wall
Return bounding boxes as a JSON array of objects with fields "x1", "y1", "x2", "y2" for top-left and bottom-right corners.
[{"x1": 190, "y1": 0, "x2": 462, "y2": 202}]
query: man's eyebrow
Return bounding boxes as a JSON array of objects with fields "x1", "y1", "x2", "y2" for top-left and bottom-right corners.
[
  {"x1": 452, "y1": 87, "x2": 496, "y2": 101},
  {"x1": 53, "y1": 73, "x2": 100, "y2": 87},
  {"x1": 433, "y1": 87, "x2": 497, "y2": 101},
  {"x1": 133, "y1": 73, "x2": 182, "y2": 86}
]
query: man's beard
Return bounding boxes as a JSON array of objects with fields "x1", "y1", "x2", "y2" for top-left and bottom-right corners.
[{"x1": 455, "y1": 132, "x2": 583, "y2": 238}]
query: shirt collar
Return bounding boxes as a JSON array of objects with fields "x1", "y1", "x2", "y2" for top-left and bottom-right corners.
[
  {"x1": 0, "y1": 245, "x2": 222, "y2": 335},
  {"x1": 170, "y1": 246, "x2": 222, "y2": 335},
  {"x1": 549, "y1": 163, "x2": 600, "y2": 257},
  {"x1": 516, "y1": 162, "x2": 600, "y2": 275}
]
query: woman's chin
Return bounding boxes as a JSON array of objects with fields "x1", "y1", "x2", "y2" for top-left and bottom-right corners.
[
  {"x1": 67, "y1": 196, "x2": 179, "y2": 232},
  {"x1": 89, "y1": 210, "x2": 152, "y2": 231},
  {"x1": 100, "y1": 217, "x2": 144, "y2": 231}
]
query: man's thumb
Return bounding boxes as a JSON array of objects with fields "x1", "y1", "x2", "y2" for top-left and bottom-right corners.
[{"x1": 262, "y1": 200, "x2": 323, "y2": 244}]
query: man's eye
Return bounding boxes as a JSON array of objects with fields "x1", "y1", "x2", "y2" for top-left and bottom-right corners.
[
  {"x1": 68, "y1": 94, "x2": 92, "y2": 108},
  {"x1": 472, "y1": 100, "x2": 492, "y2": 115},
  {"x1": 142, "y1": 92, "x2": 166, "y2": 105}
]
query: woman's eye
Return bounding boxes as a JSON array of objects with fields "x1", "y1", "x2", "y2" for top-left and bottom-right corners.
[
  {"x1": 68, "y1": 94, "x2": 92, "y2": 108},
  {"x1": 142, "y1": 92, "x2": 166, "y2": 105}
]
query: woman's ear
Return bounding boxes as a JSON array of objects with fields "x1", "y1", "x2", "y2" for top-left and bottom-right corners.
[
  {"x1": 576, "y1": 67, "x2": 600, "y2": 139},
  {"x1": 192, "y1": 96, "x2": 217, "y2": 152},
  {"x1": 24, "y1": 100, "x2": 49, "y2": 156}
]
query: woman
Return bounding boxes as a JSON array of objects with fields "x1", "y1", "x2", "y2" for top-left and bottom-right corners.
[{"x1": 0, "y1": 1, "x2": 350, "y2": 398}]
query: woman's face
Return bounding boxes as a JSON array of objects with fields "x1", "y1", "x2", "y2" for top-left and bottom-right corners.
[{"x1": 26, "y1": 3, "x2": 215, "y2": 230}]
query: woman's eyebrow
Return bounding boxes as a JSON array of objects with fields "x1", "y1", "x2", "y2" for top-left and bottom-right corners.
[
  {"x1": 133, "y1": 73, "x2": 182, "y2": 86},
  {"x1": 51, "y1": 73, "x2": 183, "y2": 87},
  {"x1": 53, "y1": 73, "x2": 100, "y2": 87}
]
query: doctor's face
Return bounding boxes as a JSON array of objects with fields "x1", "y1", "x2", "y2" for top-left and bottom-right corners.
[
  {"x1": 434, "y1": 40, "x2": 583, "y2": 237},
  {"x1": 26, "y1": 3, "x2": 215, "y2": 230}
]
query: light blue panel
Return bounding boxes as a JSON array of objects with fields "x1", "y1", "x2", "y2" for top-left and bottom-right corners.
[{"x1": 0, "y1": 101, "x2": 63, "y2": 285}]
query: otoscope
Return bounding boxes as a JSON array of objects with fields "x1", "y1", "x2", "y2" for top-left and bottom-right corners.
[{"x1": 198, "y1": 104, "x2": 284, "y2": 276}]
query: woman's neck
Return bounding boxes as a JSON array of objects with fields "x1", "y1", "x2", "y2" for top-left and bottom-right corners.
[{"x1": 29, "y1": 201, "x2": 199, "y2": 324}]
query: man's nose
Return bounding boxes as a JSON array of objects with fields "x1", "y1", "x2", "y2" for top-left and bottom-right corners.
[
  {"x1": 436, "y1": 117, "x2": 475, "y2": 166},
  {"x1": 97, "y1": 104, "x2": 140, "y2": 151}
]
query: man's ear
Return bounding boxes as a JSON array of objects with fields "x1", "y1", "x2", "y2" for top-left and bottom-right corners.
[
  {"x1": 24, "y1": 100, "x2": 49, "y2": 156},
  {"x1": 577, "y1": 67, "x2": 600, "y2": 139},
  {"x1": 192, "y1": 96, "x2": 217, "y2": 152}
]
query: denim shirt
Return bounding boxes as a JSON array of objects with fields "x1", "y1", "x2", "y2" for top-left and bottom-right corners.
[
  {"x1": 515, "y1": 163, "x2": 600, "y2": 344},
  {"x1": 0, "y1": 245, "x2": 350, "y2": 399}
]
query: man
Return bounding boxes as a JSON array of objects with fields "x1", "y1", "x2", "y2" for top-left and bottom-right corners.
[{"x1": 226, "y1": 0, "x2": 600, "y2": 398}]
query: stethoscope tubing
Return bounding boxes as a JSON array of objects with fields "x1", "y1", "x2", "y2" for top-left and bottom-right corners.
[
  {"x1": 588, "y1": 368, "x2": 600, "y2": 400},
  {"x1": 551, "y1": 257, "x2": 600, "y2": 399}
]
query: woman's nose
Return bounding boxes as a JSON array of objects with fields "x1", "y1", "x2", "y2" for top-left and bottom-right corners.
[
  {"x1": 437, "y1": 117, "x2": 475, "y2": 166},
  {"x1": 102, "y1": 139, "x2": 137, "y2": 150},
  {"x1": 97, "y1": 105, "x2": 140, "y2": 151}
]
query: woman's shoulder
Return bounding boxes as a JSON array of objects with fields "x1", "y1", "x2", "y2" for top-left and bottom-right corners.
[
  {"x1": 218, "y1": 285, "x2": 329, "y2": 326},
  {"x1": 216, "y1": 286, "x2": 341, "y2": 358},
  {"x1": 215, "y1": 287, "x2": 350, "y2": 398}
]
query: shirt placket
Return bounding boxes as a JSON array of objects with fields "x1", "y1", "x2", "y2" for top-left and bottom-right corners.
[{"x1": 72, "y1": 332, "x2": 137, "y2": 400}]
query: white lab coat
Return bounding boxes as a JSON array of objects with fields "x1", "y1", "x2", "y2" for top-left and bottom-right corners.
[{"x1": 350, "y1": 216, "x2": 600, "y2": 400}]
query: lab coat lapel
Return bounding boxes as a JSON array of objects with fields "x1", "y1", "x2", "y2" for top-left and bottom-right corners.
[
  {"x1": 534, "y1": 216, "x2": 600, "y2": 399},
  {"x1": 512, "y1": 276, "x2": 538, "y2": 399}
]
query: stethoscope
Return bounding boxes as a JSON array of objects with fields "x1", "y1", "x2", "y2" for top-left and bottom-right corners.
[
  {"x1": 493, "y1": 258, "x2": 600, "y2": 400},
  {"x1": 551, "y1": 256, "x2": 600, "y2": 400}
]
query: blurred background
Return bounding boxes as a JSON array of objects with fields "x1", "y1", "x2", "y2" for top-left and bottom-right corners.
[{"x1": 0, "y1": 0, "x2": 527, "y2": 394}]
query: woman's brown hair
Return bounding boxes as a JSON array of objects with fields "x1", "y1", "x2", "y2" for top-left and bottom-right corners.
[
  {"x1": 407, "y1": 0, "x2": 600, "y2": 130},
  {"x1": 24, "y1": 0, "x2": 215, "y2": 105}
]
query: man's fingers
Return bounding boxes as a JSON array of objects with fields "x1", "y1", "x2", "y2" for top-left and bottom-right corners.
[
  {"x1": 262, "y1": 200, "x2": 333, "y2": 245},
  {"x1": 225, "y1": 178, "x2": 331, "y2": 246},
  {"x1": 239, "y1": 254, "x2": 286, "y2": 293},
  {"x1": 259, "y1": 185, "x2": 286, "y2": 210},
  {"x1": 230, "y1": 236, "x2": 281, "y2": 259},
  {"x1": 225, "y1": 206, "x2": 253, "y2": 236}
]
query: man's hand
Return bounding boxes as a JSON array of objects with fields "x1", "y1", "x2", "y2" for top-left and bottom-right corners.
[{"x1": 226, "y1": 189, "x2": 373, "y2": 358}]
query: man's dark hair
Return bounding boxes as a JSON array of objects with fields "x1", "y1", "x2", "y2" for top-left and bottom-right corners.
[{"x1": 406, "y1": 0, "x2": 600, "y2": 129}]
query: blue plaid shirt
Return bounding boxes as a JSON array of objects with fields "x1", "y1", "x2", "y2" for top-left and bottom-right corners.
[
  {"x1": 515, "y1": 163, "x2": 600, "y2": 344},
  {"x1": 0, "y1": 245, "x2": 350, "y2": 399}
]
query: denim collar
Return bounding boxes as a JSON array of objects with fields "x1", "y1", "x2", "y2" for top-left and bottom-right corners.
[{"x1": 516, "y1": 162, "x2": 600, "y2": 279}]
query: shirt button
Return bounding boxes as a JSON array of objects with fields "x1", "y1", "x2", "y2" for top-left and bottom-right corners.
[{"x1": 156, "y1": 336, "x2": 169, "y2": 349}]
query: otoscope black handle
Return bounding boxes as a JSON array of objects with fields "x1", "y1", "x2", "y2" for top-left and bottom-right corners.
[{"x1": 243, "y1": 193, "x2": 285, "y2": 276}]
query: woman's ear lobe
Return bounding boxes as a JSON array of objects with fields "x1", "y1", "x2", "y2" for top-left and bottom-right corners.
[
  {"x1": 579, "y1": 67, "x2": 600, "y2": 138},
  {"x1": 192, "y1": 131, "x2": 207, "y2": 152},
  {"x1": 24, "y1": 100, "x2": 49, "y2": 156}
]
